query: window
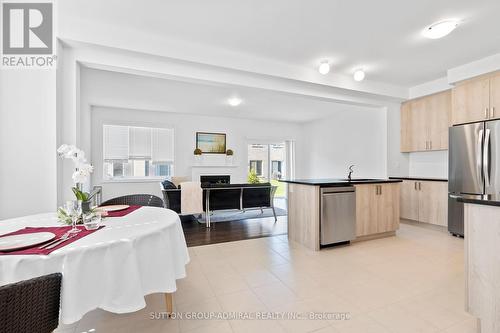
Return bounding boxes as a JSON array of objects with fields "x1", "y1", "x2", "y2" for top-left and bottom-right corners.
[
  {"x1": 271, "y1": 160, "x2": 282, "y2": 178},
  {"x1": 249, "y1": 160, "x2": 263, "y2": 176},
  {"x1": 103, "y1": 125, "x2": 174, "y2": 180}
]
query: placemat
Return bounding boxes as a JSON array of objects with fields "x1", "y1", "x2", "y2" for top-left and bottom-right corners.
[
  {"x1": 0, "y1": 226, "x2": 104, "y2": 255},
  {"x1": 104, "y1": 205, "x2": 141, "y2": 217}
]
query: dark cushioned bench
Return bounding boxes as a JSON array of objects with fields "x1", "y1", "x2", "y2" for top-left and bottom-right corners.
[{"x1": 161, "y1": 182, "x2": 278, "y2": 227}]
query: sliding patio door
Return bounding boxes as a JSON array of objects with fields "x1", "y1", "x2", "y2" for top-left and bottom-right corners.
[{"x1": 247, "y1": 141, "x2": 293, "y2": 200}]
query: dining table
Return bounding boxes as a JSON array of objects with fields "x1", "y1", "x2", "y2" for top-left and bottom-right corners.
[{"x1": 0, "y1": 206, "x2": 190, "y2": 324}]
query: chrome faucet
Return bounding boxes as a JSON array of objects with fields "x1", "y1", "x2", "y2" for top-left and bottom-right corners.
[{"x1": 347, "y1": 165, "x2": 355, "y2": 182}]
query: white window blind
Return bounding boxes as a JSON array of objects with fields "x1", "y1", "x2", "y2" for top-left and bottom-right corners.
[
  {"x1": 152, "y1": 128, "x2": 174, "y2": 163},
  {"x1": 129, "y1": 127, "x2": 152, "y2": 159},
  {"x1": 103, "y1": 125, "x2": 129, "y2": 161}
]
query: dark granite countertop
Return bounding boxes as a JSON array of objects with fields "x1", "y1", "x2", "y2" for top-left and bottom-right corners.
[
  {"x1": 279, "y1": 178, "x2": 402, "y2": 186},
  {"x1": 389, "y1": 176, "x2": 448, "y2": 182},
  {"x1": 455, "y1": 194, "x2": 500, "y2": 207}
]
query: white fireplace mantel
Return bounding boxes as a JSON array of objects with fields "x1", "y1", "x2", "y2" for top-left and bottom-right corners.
[
  {"x1": 189, "y1": 154, "x2": 242, "y2": 182},
  {"x1": 191, "y1": 165, "x2": 239, "y2": 182}
]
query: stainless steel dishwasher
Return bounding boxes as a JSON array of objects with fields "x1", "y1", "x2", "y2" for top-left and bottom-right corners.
[{"x1": 320, "y1": 186, "x2": 356, "y2": 246}]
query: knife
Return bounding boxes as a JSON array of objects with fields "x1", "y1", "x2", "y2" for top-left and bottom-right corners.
[{"x1": 45, "y1": 233, "x2": 79, "y2": 250}]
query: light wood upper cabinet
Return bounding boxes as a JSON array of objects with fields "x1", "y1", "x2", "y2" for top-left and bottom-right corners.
[
  {"x1": 410, "y1": 98, "x2": 428, "y2": 151},
  {"x1": 452, "y1": 77, "x2": 490, "y2": 125},
  {"x1": 355, "y1": 183, "x2": 400, "y2": 237},
  {"x1": 399, "y1": 180, "x2": 448, "y2": 226},
  {"x1": 451, "y1": 72, "x2": 500, "y2": 125},
  {"x1": 427, "y1": 91, "x2": 451, "y2": 150},
  {"x1": 490, "y1": 73, "x2": 500, "y2": 120},
  {"x1": 400, "y1": 90, "x2": 451, "y2": 152},
  {"x1": 400, "y1": 102, "x2": 412, "y2": 152}
]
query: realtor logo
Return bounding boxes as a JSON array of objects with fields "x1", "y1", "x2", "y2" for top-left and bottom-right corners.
[{"x1": 1, "y1": 1, "x2": 56, "y2": 68}]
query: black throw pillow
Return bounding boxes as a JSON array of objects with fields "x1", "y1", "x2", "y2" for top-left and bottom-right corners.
[{"x1": 162, "y1": 179, "x2": 177, "y2": 190}]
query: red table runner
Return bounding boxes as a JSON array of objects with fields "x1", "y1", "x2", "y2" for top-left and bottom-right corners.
[
  {"x1": 0, "y1": 226, "x2": 104, "y2": 255},
  {"x1": 104, "y1": 205, "x2": 141, "y2": 217}
]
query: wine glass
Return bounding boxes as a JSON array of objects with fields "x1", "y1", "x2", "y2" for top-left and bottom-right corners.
[{"x1": 65, "y1": 200, "x2": 82, "y2": 234}]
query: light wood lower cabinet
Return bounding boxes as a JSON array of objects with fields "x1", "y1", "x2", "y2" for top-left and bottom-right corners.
[
  {"x1": 400, "y1": 180, "x2": 419, "y2": 220},
  {"x1": 355, "y1": 183, "x2": 400, "y2": 237},
  {"x1": 287, "y1": 183, "x2": 320, "y2": 251},
  {"x1": 377, "y1": 183, "x2": 400, "y2": 233},
  {"x1": 400, "y1": 180, "x2": 448, "y2": 226},
  {"x1": 355, "y1": 184, "x2": 378, "y2": 237}
]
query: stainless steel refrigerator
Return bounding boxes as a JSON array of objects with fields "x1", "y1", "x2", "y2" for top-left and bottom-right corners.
[{"x1": 448, "y1": 120, "x2": 500, "y2": 236}]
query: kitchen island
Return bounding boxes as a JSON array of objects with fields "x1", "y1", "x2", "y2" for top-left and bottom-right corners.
[
  {"x1": 281, "y1": 179, "x2": 402, "y2": 251},
  {"x1": 458, "y1": 195, "x2": 500, "y2": 333}
]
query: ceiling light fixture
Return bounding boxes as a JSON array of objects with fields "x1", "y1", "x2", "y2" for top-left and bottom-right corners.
[
  {"x1": 353, "y1": 69, "x2": 366, "y2": 82},
  {"x1": 422, "y1": 19, "x2": 459, "y2": 39},
  {"x1": 318, "y1": 61, "x2": 330, "y2": 75},
  {"x1": 227, "y1": 97, "x2": 242, "y2": 107}
]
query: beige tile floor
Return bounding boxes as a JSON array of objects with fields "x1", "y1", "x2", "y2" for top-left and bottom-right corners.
[{"x1": 57, "y1": 222, "x2": 478, "y2": 333}]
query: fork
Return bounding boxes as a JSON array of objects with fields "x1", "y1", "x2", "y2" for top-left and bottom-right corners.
[
  {"x1": 39, "y1": 230, "x2": 71, "y2": 249},
  {"x1": 45, "y1": 233, "x2": 79, "y2": 250}
]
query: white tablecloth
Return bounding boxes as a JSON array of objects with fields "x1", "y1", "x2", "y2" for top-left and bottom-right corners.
[{"x1": 0, "y1": 207, "x2": 190, "y2": 324}]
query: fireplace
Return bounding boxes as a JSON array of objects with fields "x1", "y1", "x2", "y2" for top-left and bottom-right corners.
[{"x1": 200, "y1": 175, "x2": 230, "y2": 185}]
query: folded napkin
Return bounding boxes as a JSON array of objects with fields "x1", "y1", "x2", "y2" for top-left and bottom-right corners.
[
  {"x1": 0, "y1": 226, "x2": 103, "y2": 256},
  {"x1": 103, "y1": 205, "x2": 141, "y2": 217}
]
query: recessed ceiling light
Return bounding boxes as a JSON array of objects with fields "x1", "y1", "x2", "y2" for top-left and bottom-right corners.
[
  {"x1": 422, "y1": 20, "x2": 459, "y2": 39},
  {"x1": 353, "y1": 69, "x2": 365, "y2": 82},
  {"x1": 227, "y1": 97, "x2": 242, "y2": 107},
  {"x1": 318, "y1": 61, "x2": 330, "y2": 75}
]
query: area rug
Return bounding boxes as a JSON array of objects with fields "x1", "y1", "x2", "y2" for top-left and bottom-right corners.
[{"x1": 195, "y1": 207, "x2": 287, "y2": 224}]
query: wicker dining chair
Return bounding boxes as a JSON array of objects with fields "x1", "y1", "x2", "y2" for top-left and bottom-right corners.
[
  {"x1": 100, "y1": 194, "x2": 164, "y2": 208},
  {"x1": 0, "y1": 273, "x2": 62, "y2": 333}
]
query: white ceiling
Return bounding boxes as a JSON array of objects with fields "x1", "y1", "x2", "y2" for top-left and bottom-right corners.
[
  {"x1": 82, "y1": 68, "x2": 379, "y2": 123},
  {"x1": 61, "y1": 0, "x2": 500, "y2": 87}
]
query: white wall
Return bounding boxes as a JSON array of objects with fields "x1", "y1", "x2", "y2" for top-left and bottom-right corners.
[
  {"x1": 386, "y1": 103, "x2": 410, "y2": 177},
  {"x1": 409, "y1": 151, "x2": 448, "y2": 178},
  {"x1": 402, "y1": 52, "x2": 500, "y2": 180},
  {"x1": 89, "y1": 107, "x2": 301, "y2": 201},
  {"x1": 0, "y1": 70, "x2": 57, "y2": 219},
  {"x1": 80, "y1": 68, "x2": 393, "y2": 201},
  {"x1": 385, "y1": 100, "x2": 448, "y2": 179},
  {"x1": 299, "y1": 106, "x2": 388, "y2": 179},
  {"x1": 409, "y1": 77, "x2": 452, "y2": 99}
]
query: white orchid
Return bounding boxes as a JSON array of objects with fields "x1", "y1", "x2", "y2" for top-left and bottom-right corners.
[
  {"x1": 57, "y1": 144, "x2": 93, "y2": 186},
  {"x1": 72, "y1": 169, "x2": 89, "y2": 184},
  {"x1": 58, "y1": 144, "x2": 94, "y2": 204},
  {"x1": 56, "y1": 144, "x2": 70, "y2": 155},
  {"x1": 58, "y1": 144, "x2": 88, "y2": 164},
  {"x1": 73, "y1": 149, "x2": 86, "y2": 164},
  {"x1": 78, "y1": 163, "x2": 94, "y2": 174}
]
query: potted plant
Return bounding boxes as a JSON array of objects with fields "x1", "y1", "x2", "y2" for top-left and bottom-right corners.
[
  {"x1": 57, "y1": 144, "x2": 94, "y2": 214},
  {"x1": 248, "y1": 169, "x2": 261, "y2": 184},
  {"x1": 226, "y1": 149, "x2": 234, "y2": 165},
  {"x1": 194, "y1": 148, "x2": 203, "y2": 164}
]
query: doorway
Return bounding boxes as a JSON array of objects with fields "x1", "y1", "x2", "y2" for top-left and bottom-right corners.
[{"x1": 247, "y1": 142, "x2": 291, "y2": 211}]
